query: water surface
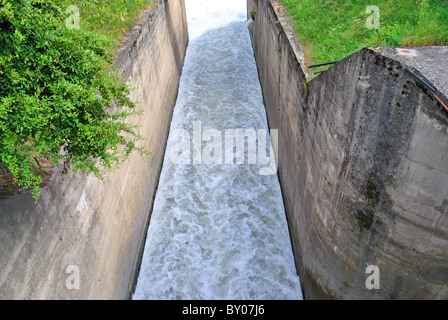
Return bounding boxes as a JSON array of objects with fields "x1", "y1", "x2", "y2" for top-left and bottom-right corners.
[{"x1": 133, "y1": 0, "x2": 302, "y2": 300}]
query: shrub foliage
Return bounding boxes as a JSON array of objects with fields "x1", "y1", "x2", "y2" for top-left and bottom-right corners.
[{"x1": 0, "y1": 0, "x2": 147, "y2": 199}]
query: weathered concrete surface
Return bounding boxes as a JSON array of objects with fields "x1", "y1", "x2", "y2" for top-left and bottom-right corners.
[
  {"x1": 380, "y1": 46, "x2": 448, "y2": 103},
  {"x1": 0, "y1": 0, "x2": 188, "y2": 300},
  {"x1": 249, "y1": 0, "x2": 448, "y2": 299}
]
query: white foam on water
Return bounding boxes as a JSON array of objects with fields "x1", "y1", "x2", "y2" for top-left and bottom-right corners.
[
  {"x1": 133, "y1": 0, "x2": 303, "y2": 300},
  {"x1": 186, "y1": 0, "x2": 247, "y2": 41}
]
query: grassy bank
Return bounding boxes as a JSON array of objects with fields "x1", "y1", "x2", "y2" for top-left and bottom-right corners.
[
  {"x1": 279, "y1": 0, "x2": 448, "y2": 68},
  {"x1": 59, "y1": 0, "x2": 155, "y2": 55}
]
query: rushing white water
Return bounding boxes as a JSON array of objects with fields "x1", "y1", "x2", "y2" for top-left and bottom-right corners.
[
  {"x1": 186, "y1": 0, "x2": 247, "y2": 41},
  {"x1": 133, "y1": 0, "x2": 303, "y2": 300}
]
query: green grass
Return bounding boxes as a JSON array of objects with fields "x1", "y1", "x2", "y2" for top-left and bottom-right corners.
[
  {"x1": 58, "y1": 0, "x2": 155, "y2": 55},
  {"x1": 279, "y1": 0, "x2": 448, "y2": 69}
]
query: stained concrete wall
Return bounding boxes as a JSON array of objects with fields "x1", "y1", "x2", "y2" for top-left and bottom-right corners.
[
  {"x1": 249, "y1": 0, "x2": 448, "y2": 299},
  {"x1": 0, "y1": 0, "x2": 188, "y2": 300}
]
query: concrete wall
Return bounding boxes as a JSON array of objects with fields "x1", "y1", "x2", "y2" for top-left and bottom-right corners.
[
  {"x1": 249, "y1": 0, "x2": 448, "y2": 299},
  {"x1": 0, "y1": 0, "x2": 188, "y2": 300}
]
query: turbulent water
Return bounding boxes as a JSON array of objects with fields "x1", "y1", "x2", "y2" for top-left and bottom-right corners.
[{"x1": 133, "y1": 0, "x2": 303, "y2": 300}]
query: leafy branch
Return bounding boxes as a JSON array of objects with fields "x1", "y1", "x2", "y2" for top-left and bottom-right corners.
[{"x1": 0, "y1": 0, "x2": 150, "y2": 200}]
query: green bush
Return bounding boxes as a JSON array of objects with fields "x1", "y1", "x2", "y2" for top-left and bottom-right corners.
[{"x1": 0, "y1": 0, "x2": 150, "y2": 199}]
